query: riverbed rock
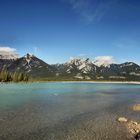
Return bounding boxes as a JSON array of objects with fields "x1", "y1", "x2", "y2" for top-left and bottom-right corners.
[
  {"x1": 127, "y1": 121, "x2": 140, "y2": 135},
  {"x1": 135, "y1": 132, "x2": 140, "y2": 140},
  {"x1": 118, "y1": 117, "x2": 128, "y2": 122},
  {"x1": 118, "y1": 117, "x2": 140, "y2": 139}
]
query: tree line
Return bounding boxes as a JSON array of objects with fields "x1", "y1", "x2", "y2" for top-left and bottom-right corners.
[{"x1": 0, "y1": 70, "x2": 29, "y2": 82}]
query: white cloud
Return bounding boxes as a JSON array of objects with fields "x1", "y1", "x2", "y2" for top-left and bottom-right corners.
[
  {"x1": 0, "y1": 47, "x2": 19, "y2": 59},
  {"x1": 94, "y1": 56, "x2": 115, "y2": 66},
  {"x1": 63, "y1": 0, "x2": 119, "y2": 23},
  {"x1": 0, "y1": 47, "x2": 16, "y2": 52}
]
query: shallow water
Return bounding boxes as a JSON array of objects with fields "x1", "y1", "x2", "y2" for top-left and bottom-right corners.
[{"x1": 0, "y1": 83, "x2": 140, "y2": 140}]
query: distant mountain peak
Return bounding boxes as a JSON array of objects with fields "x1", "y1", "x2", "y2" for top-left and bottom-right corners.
[
  {"x1": 67, "y1": 58, "x2": 92, "y2": 65},
  {"x1": 24, "y1": 53, "x2": 34, "y2": 58},
  {"x1": 120, "y1": 62, "x2": 137, "y2": 67}
]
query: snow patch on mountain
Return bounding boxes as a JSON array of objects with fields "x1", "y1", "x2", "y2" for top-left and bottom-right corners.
[
  {"x1": 129, "y1": 72, "x2": 140, "y2": 76},
  {"x1": 120, "y1": 62, "x2": 135, "y2": 68},
  {"x1": 85, "y1": 76, "x2": 91, "y2": 80},
  {"x1": 24, "y1": 53, "x2": 33, "y2": 68},
  {"x1": 109, "y1": 76, "x2": 126, "y2": 79},
  {"x1": 66, "y1": 58, "x2": 94, "y2": 70},
  {"x1": 96, "y1": 76, "x2": 104, "y2": 80},
  {"x1": 74, "y1": 73, "x2": 84, "y2": 79},
  {"x1": 78, "y1": 63, "x2": 86, "y2": 70}
]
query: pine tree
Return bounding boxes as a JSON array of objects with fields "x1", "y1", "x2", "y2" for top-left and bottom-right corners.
[
  {"x1": 23, "y1": 73, "x2": 29, "y2": 81},
  {"x1": 18, "y1": 73, "x2": 24, "y2": 81},
  {"x1": 12, "y1": 71, "x2": 19, "y2": 82},
  {"x1": 0, "y1": 69, "x2": 29, "y2": 82},
  {"x1": 0, "y1": 70, "x2": 11, "y2": 82}
]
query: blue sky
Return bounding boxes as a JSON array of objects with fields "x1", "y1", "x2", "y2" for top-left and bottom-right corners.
[{"x1": 0, "y1": 0, "x2": 140, "y2": 64}]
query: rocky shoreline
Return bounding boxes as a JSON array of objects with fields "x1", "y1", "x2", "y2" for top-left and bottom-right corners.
[{"x1": 118, "y1": 104, "x2": 140, "y2": 140}]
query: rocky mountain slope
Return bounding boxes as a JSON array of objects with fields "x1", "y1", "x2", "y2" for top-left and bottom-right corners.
[{"x1": 0, "y1": 53, "x2": 140, "y2": 81}]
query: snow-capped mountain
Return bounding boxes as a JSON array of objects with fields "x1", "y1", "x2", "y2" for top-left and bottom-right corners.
[
  {"x1": 65, "y1": 58, "x2": 97, "y2": 73},
  {"x1": 52, "y1": 58, "x2": 98, "y2": 80},
  {"x1": 0, "y1": 54, "x2": 140, "y2": 81},
  {"x1": 52, "y1": 58, "x2": 140, "y2": 81},
  {"x1": 0, "y1": 47, "x2": 19, "y2": 71},
  {"x1": 0, "y1": 49, "x2": 19, "y2": 71},
  {"x1": 0, "y1": 53, "x2": 56, "y2": 79}
]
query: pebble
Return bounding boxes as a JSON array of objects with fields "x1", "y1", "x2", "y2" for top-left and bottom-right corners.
[{"x1": 118, "y1": 117, "x2": 128, "y2": 122}]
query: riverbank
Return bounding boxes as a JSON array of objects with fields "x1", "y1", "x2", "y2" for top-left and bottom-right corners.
[
  {"x1": 59, "y1": 81, "x2": 140, "y2": 85},
  {"x1": 1, "y1": 80, "x2": 140, "y2": 85}
]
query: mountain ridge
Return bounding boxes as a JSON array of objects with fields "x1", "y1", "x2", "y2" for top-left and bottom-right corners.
[{"x1": 0, "y1": 53, "x2": 140, "y2": 81}]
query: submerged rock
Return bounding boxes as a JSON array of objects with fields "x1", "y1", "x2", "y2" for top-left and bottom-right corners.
[{"x1": 133, "y1": 104, "x2": 140, "y2": 111}]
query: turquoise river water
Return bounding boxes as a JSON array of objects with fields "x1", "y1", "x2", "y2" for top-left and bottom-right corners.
[{"x1": 0, "y1": 82, "x2": 140, "y2": 140}]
